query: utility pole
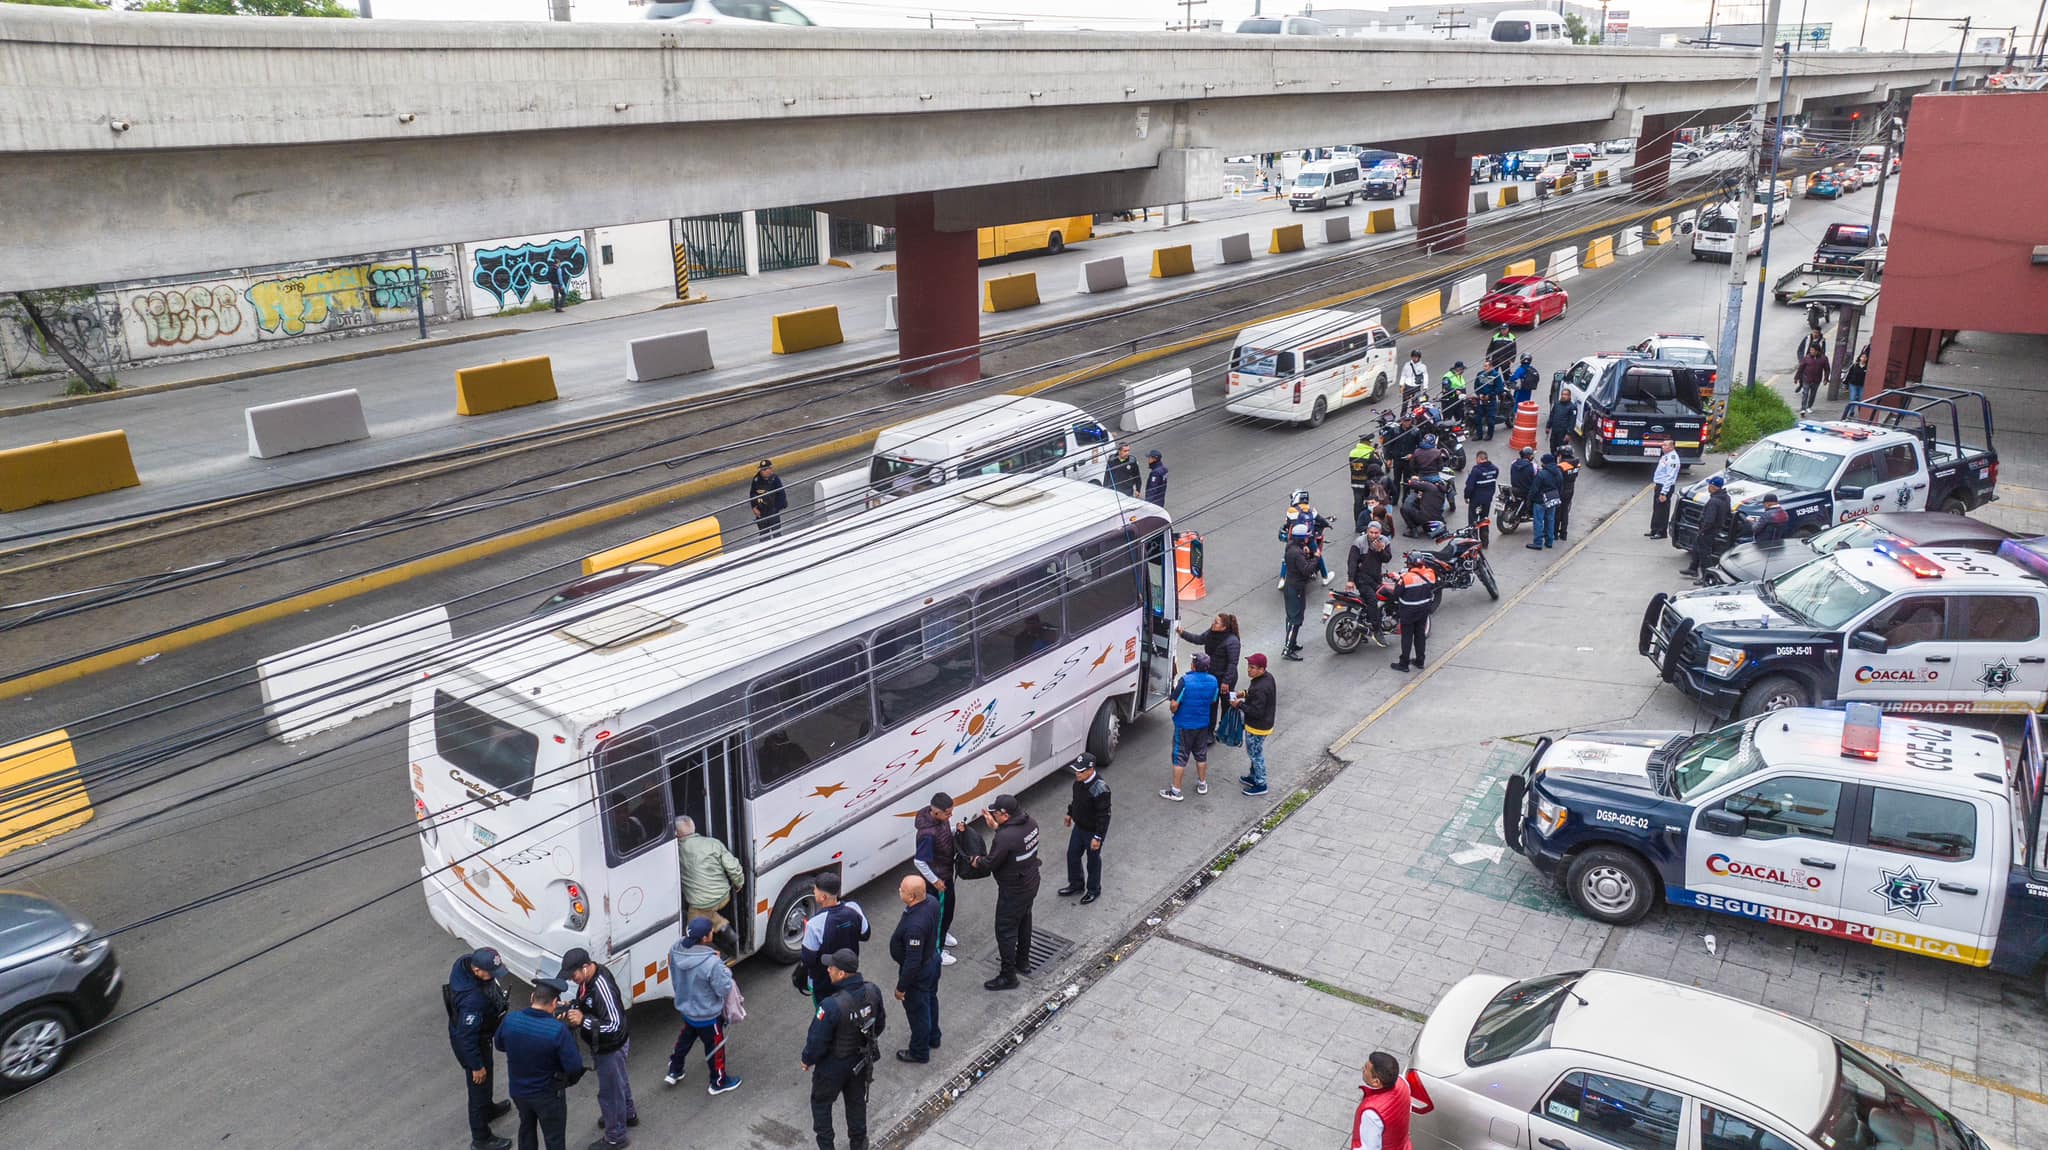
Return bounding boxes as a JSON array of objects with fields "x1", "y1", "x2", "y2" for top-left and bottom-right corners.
[
  {"x1": 409, "y1": 249, "x2": 428, "y2": 340},
  {"x1": 1715, "y1": 0, "x2": 1782, "y2": 409},
  {"x1": 548, "y1": 0, "x2": 571, "y2": 21},
  {"x1": 1742, "y1": 44, "x2": 1791, "y2": 401},
  {"x1": 1434, "y1": 7, "x2": 1471, "y2": 38},
  {"x1": 1705, "y1": 0, "x2": 1717, "y2": 47},
  {"x1": 356, "y1": 0, "x2": 372, "y2": 16},
  {"x1": 1866, "y1": 101, "x2": 1898, "y2": 242},
  {"x1": 1171, "y1": 0, "x2": 1207, "y2": 31}
]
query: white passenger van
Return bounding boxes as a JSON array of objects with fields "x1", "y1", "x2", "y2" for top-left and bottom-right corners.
[
  {"x1": 866, "y1": 395, "x2": 1115, "y2": 503},
  {"x1": 1690, "y1": 200, "x2": 1768, "y2": 261},
  {"x1": 1489, "y1": 9, "x2": 1569, "y2": 41},
  {"x1": 1288, "y1": 157, "x2": 1364, "y2": 211},
  {"x1": 1226, "y1": 308, "x2": 1397, "y2": 427},
  {"x1": 410, "y1": 475, "x2": 1179, "y2": 988}
]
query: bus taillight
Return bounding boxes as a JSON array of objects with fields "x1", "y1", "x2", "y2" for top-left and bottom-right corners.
[
  {"x1": 564, "y1": 882, "x2": 590, "y2": 931},
  {"x1": 1292, "y1": 380, "x2": 1303, "y2": 404}
]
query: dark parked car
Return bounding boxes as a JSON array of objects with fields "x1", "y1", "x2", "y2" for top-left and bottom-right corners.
[
  {"x1": 1, "y1": 890, "x2": 122, "y2": 1089},
  {"x1": 1714, "y1": 510, "x2": 2016, "y2": 583}
]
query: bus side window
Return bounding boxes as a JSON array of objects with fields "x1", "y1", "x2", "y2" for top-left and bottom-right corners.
[
  {"x1": 748, "y1": 642, "x2": 874, "y2": 790},
  {"x1": 873, "y1": 598, "x2": 976, "y2": 729},
  {"x1": 598, "y1": 727, "x2": 672, "y2": 862},
  {"x1": 977, "y1": 559, "x2": 1064, "y2": 675},
  {"x1": 1066, "y1": 536, "x2": 1142, "y2": 633},
  {"x1": 1072, "y1": 421, "x2": 1111, "y2": 447}
]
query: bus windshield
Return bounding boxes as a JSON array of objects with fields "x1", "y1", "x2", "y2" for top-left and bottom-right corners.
[
  {"x1": 435, "y1": 690, "x2": 540, "y2": 800},
  {"x1": 1295, "y1": 172, "x2": 1327, "y2": 188}
]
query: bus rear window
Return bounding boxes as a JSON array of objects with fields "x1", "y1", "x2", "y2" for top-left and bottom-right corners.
[
  {"x1": 1233, "y1": 347, "x2": 1294, "y2": 377},
  {"x1": 1466, "y1": 971, "x2": 1582, "y2": 1065},
  {"x1": 435, "y1": 690, "x2": 539, "y2": 799},
  {"x1": 1492, "y1": 19, "x2": 1532, "y2": 40}
]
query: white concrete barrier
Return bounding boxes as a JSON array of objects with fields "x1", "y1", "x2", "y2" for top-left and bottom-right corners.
[
  {"x1": 1217, "y1": 232, "x2": 1253, "y2": 265},
  {"x1": 1472, "y1": 191, "x2": 1490, "y2": 214},
  {"x1": 624, "y1": 328, "x2": 714, "y2": 382},
  {"x1": 1546, "y1": 246, "x2": 1581, "y2": 280},
  {"x1": 244, "y1": 389, "x2": 369, "y2": 459},
  {"x1": 811, "y1": 466, "x2": 870, "y2": 523},
  {"x1": 1675, "y1": 210, "x2": 1697, "y2": 236},
  {"x1": 1321, "y1": 215, "x2": 1352, "y2": 244},
  {"x1": 257, "y1": 606, "x2": 451, "y2": 741},
  {"x1": 1076, "y1": 256, "x2": 1129, "y2": 294},
  {"x1": 1120, "y1": 367, "x2": 1196, "y2": 434},
  {"x1": 1617, "y1": 226, "x2": 1644, "y2": 256},
  {"x1": 1447, "y1": 273, "x2": 1489, "y2": 315},
  {"x1": 884, "y1": 294, "x2": 899, "y2": 332}
]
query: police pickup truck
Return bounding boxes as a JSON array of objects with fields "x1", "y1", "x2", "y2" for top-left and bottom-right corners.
[
  {"x1": 1642, "y1": 539, "x2": 2048, "y2": 718},
  {"x1": 1556, "y1": 355, "x2": 1708, "y2": 468},
  {"x1": 1669, "y1": 383, "x2": 1999, "y2": 554},
  {"x1": 1504, "y1": 704, "x2": 2048, "y2": 993}
]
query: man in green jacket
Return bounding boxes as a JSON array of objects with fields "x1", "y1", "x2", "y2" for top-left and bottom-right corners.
[{"x1": 677, "y1": 816, "x2": 747, "y2": 953}]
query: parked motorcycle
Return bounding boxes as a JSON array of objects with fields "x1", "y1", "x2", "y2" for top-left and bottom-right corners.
[
  {"x1": 1411, "y1": 523, "x2": 1499, "y2": 601},
  {"x1": 1494, "y1": 486, "x2": 1530, "y2": 535},
  {"x1": 1322, "y1": 575, "x2": 1399, "y2": 654}
]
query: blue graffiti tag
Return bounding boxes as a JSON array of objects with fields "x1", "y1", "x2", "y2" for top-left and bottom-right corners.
[{"x1": 471, "y1": 238, "x2": 588, "y2": 307}]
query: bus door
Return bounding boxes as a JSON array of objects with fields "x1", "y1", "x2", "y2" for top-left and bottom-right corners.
[
  {"x1": 1140, "y1": 529, "x2": 1179, "y2": 711},
  {"x1": 668, "y1": 731, "x2": 753, "y2": 953}
]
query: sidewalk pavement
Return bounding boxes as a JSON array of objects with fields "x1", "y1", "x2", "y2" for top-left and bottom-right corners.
[{"x1": 914, "y1": 490, "x2": 2048, "y2": 1150}]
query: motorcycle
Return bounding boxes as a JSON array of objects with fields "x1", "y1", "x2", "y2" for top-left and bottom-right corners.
[
  {"x1": 1411, "y1": 522, "x2": 1500, "y2": 601},
  {"x1": 1322, "y1": 574, "x2": 1400, "y2": 654},
  {"x1": 1494, "y1": 486, "x2": 1530, "y2": 535}
]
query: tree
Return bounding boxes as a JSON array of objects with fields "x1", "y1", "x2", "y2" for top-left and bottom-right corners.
[
  {"x1": 128, "y1": 0, "x2": 355, "y2": 15},
  {"x1": 2, "y1": 0, "x2": 114, "y2": 9},
  {"x1": 1564, "y1": 13, "x2": 1590, "y2": 43},
  {"x1": 12, "y1": 290, "x2": 112, "y2": 394}
]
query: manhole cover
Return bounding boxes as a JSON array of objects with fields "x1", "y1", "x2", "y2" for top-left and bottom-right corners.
[{"x1": 981, "y1": 928, "x2": 1076, "y2": 979}]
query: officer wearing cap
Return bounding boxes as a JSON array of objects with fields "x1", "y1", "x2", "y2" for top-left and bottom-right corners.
[
  {"x1": 802, "y1": 949, "x2": 887, "y2": 1150},
  {"x1": 494, "y1": 978, "x2": 585, "y2": 1150},
  {"x1": 749, "y1": 459, "x2": 788, "y2": 540},
  {"x1": 965, "y1": 794, "x2": 1042, "y2": 991},
  {"x1": 1144, "y1": 449, "x2": 1168, "y2": 506},
  {"x1": 560, "y1": 946, "x2": 635, "y2": 1149},
  {"x1": 1059, "y1": 753, "x2": 1112, "y2": 904},
  {"x1": 448, "y1": 947, "x2": 513, "y2": 1150},
  {"x1": 1347, "y1": 434, "x2": 1381, "y2": 527}
]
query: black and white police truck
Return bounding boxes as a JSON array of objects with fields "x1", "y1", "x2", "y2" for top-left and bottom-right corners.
[
  {"x1": 1668, "y1": 384, "x2": 1999, "y2": 554},
  {"x1": 1505, "y1": 704, "x2": 2048, "y2": 992},
  {"x1": 1642, "y1": 539, "x2": 2048, "y2": 718}
]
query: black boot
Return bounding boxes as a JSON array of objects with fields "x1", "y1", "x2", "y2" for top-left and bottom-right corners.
[{"x1": 984, "y1": 972, "x2": 1020, "y2": 991}]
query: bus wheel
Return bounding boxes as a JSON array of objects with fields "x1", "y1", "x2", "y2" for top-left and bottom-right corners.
[
  {"x1": 1086, "y1": 699, "x2": 1122, "y2": 766},
  {"x1": 1372, "y1": 372, "x2": 1390, "y2": 402},
  {"x1": 1306, "y1": 397, "x2": 1328, "y2": 428},
  {"x1": 766, "y1": 878, "x2": 821, "y2": 965},
  {"x1": 1047, "y1": 231, "x2": 1065, "y2": 255}
]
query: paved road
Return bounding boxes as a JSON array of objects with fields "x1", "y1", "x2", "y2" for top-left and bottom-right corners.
[
  {"x1": 0, "y1": 186, "x2": 1936, "y2": 1150},
  {"x1": 0, "y1": 150, "x2": 1734, "y2": 544}
]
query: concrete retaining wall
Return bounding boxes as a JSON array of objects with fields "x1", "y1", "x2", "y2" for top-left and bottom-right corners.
[
  {"x1": 245, "y1": 388, "x2": 369, "y2": 458},
  {"x1": 257, "y1": 605, "x2": 452, "y2": 741},
  {"x1": 625, "y1": 328, "x2": 714, "y2": 381}
]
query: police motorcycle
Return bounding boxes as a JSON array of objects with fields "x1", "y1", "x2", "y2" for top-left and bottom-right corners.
[
  {"x1": 1493, "y1": 484, "x2": 1531, "y2": 534},
  {"x1": 1321, "y1": 570, "x2": 1401, "y2": 653},
  {"x1": 1410, "y1": 520, "x2": 1499, "y2": 601}
]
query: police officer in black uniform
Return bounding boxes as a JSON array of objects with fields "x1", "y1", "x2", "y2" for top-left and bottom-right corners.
[
  {"x1": 1058, "y1": 754, "x2": 1112, "y2": 904},
  {"x1": 447, "y1": 946, "x2": 514, "y2": 1150},
  {"x1": 802, "y1": 949, "x2": 887, "y2": 1150},
  {"x1": 1554, "y1": 445, "x2": 1581, "y2": 542},
  {"x1": 967, "y1": 794, "x2": 1042, "y2": 991}
]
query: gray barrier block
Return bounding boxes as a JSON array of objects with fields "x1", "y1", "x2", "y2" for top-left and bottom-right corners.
[
  {"x1": 1472, "y1": 191, "x2": 1490, "y2": 214},
  {"x1": 1076, "y1": 256, "x2": 1129, "y2": 294},
  {"x1": 245, "y1": 388, "x2": 369, "y2": 459},
  {"x1": 1217, "y1": 232, "x2": 1253, "y2": 264},
  {"x1": 885, "y1": 293, "x2": 899, "y2": 331},
  {"x1": 625, "y1": 328, "x2": 714, "y2": 382},
  {"x1": 1321, "y1": 215, "x2": 1352, "y2": 244},
  {"x1": 1407, "y1": 203, "x2": 1421, "y2": 227}
]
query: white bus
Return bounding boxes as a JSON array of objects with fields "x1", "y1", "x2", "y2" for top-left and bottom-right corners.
[
  {"x1": 408, "y1": 476, "x2": 1177, "y2": 992},
  {"x1": 1226, "y1": 308, "x2": 1398, "y2": 427},
  {"x1": 866, "y1": 396, "x2": 1116, "y2": 504}
]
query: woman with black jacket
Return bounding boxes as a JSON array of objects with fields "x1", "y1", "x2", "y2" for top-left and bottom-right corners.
[{"x1": 1177, "y1": 614, "x2": 1242, "y2": 693}]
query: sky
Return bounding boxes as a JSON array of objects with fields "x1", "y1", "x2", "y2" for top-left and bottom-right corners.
[{"x1": 370, "y1": 0, "x2": 2042, "y2": 54}]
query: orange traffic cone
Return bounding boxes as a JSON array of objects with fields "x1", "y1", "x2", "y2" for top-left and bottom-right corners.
[
  {"x1": 1175, "y1": 532, "x2": 1206, "y2": 601},
  {"x1": 1508, "y1": 400, "x2": 1540, "y2": 453}
]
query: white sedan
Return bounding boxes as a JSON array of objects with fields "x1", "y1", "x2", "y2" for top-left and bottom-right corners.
[{"x1": 1409, "y1": 969, "x2": 2006, "y2": 1150}]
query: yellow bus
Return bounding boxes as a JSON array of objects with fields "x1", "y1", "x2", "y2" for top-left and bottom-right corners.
[{"x1": 977, "y1": 215, "x2": 1093, "y2": 260}]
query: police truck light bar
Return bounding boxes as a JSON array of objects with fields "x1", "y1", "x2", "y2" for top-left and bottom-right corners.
[
  {"x1": 1841, "y1": 702, "x2": 1883, "y2": 761},
  {"x1": 1874, "y1": 542, "x2": 1944, "y2": 579}
]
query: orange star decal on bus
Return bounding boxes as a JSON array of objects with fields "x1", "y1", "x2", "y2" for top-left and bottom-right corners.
[
  {"x1": 450, "y1": 862, "x2": 499, "y2": 911},
  {"x1": 913, "y1": 745, "x2": 942, "y2": 772},
  {"x1": 1016, "y1": 681, "x2": 1035, "y2": 690},
  {"x1": 1090, "y1": 647, "x2": 1111, "y2": 671},
  {"x1": 485, "y1": 860, "x2": 535, "y2": 917},
  {"x1": 765, "y1": 813, "x2": 807, "y2": 843},
  {"x1": 809, "y1": 783, "x2": 847, "y2": 799},
  {"x1": 950, "y1": 759, "x2": 1025, "y2": 807}
]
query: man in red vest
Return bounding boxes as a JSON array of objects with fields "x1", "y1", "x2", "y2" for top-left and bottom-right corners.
[{"x1": 1349, "y1": 1051, "x2": 1413, "y2": 1150}]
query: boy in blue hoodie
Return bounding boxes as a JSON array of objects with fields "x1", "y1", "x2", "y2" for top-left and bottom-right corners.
[{"x1": 665, "y1": 917, "x2": 741, "y2": 1096}]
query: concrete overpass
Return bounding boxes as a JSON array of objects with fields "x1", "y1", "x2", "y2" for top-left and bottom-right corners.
[{"x1": 0, "y1": 7, "x2": 1995, "y2": 379}]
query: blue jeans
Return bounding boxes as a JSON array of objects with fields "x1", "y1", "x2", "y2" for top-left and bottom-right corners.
[
  {"x1": 1532, "y1": 501, "x2": 1556, "y2": 548},
  {"x1": 1066, "y1": 824, "x2": 1103, "y2": 896},
  {"x1": 903, "y1": 975, "x2": 941, "y2": 1059},
  {"x1": 1848, "y1": 383, "x2": 1864, "y2": 404},
  {"x1": 595, "y1": 1044, "x2": 636, "y2": 1145},
  {"x1": 1245, "y1": 733, "x2": 1268, "y2": 789}
]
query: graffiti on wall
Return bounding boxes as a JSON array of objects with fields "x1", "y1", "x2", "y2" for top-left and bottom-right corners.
[
  {"x1": 470, "y1": 237, "x2": 589, "y2": 309},
  {"x1": 0, "y1": 293, "x2": 121, "y2": 380},
  {"x1": 244, "y1": 263, "x2": 448, "y2": 336},
  {"x1": 130, "y1": 285, "x2": 249, "y2": 349}
]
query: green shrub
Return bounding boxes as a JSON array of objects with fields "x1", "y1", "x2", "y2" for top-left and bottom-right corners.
[
  {"x1": 1716, "y1": 383, "x2": 1797, "y2": 454},
  {"x1": 3, "y1": 0, "x2": 112, "y2": 8}
]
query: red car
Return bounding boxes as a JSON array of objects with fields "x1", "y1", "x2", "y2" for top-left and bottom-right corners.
[{"x1": 1477, "y1": 275, "x2": 1569, "y2": 328}]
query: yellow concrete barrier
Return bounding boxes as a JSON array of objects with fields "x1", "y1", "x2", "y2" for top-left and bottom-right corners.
[
  {"x1": 1584, "y1": 235, "x2": 1616, "y2": 270},
  {"x1": 1498, "y1": 186, "x2": 1520, "y2": 207},
  {"x1": 982, "y1": 272, "x2": 1040, "y2": 313},
  {"x1": 1504, "y1": 258, "x2": 1537, "y2": 278},
  {"x1": 1556, "y1": 172, "x2": 1576, "y2": 194},
  {"x1": 1269, "y1": 224, "x2": 1305, "y2": 254},
  {"x1": 0, "y1": 430, "x2": 140, "y2": 513},
  {"x1": 456, "y1": 356, "x2": 557, "y2": 416},
  {"x1": 1365, "y1": 208, "x2": 1398, "y2": 234},
  {"x1": 1149, "y1": 244, "x2": 1196, "y2": 278},
  {"x1": 1645, "y1": 216, "x2": 1675, "y2": 246},
  {"x1": 1592, "y1": 169, "x2": 1610, "y2": 188},
  {"x1": 0, "y1": 729, "x2": 91, "y2": 859},
  {"x1": 771, "y1": 306, "x2": 845, "y2": 355},
  {"x1": 581, "y1": 515, "x2": 722, "y2": 576},
  {"x1": 1397, "y1": 290, "x2": 1443, "y2": 334}
]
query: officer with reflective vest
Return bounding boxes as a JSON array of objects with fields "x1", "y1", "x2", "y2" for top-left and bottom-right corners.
[
  {"x1": 1389, "y1": 557, "x2": 1439, "y2": 674},
  {"x1": 1347, "y1": 435, "x2": 1381, "y2": 528},
  {"x1": 1438, "y1": 361, "x2": 1468, "y2": 422},
  {"x1": 802, "y1": 948, "x2": 887, "y2": 1150}
]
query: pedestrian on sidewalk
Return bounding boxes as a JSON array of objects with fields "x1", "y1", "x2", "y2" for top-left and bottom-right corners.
[
  {"x1": 1234, "y1": 654, "x2": 1279, "y2": 796},
  {"x1": 1163, "y1": 652, "x2": 1222, "y2": 800},
  {"x1": 1177, "y1": 613, "x2": 1241, "y2": 697},
  {"x1": 1059, "y1": 753, "x2": 1111, "y2": 903},
  {"x1": 912, "y1": 793, "x2": 960, "y2": 968},
  {"x1": 560, "y1": 947, "x2": 636, "y2": 1149},
  {"x1": 665, "y1": 918, "x2": 741, "y2": 1095},
  {"x1": 1103, "y1": 443, "x2": 1142, "y2": 498},
  {"x1": 447, "y1": 948, "x2": 514, "y2": 1150},
  {"x1": 888, "y1": 876, "x2": 943, "y2": 1063},
  {"x1": 1348, "y1": 1051, "x2": 1414, "y2": 1150},
  {"x1": 799, "y1": 874, "x2": 871, "y2": 1008},
  {"x1": 676, "y1": 816, "x2": 745, "y2": 956},
  {"x1": 1388, "y1": 557, "x2": 1438, "y2": 674},
  {"x1": 1463, "y1": 451, "x2": 1497, "y2": 547},
  {"x1": 1526, "y1": 453, "x2": 1562, "y2": 550},
  {"x1": 1279, "y1": 524, "x2": 1319, "y2": 662},
  {"x1": 547, "y1": 259, "x2": 571, "y2": 312},
  {"x1": 1144, "y1": 449, "x2": 1168, "y2": 506},
  {"x1": 802, "y1": 950, "x2": 885, "y2": 1150},
  {"x1": 1646, "y1": 444, "x2": 1680, "y2": 539},
  {"x1": 1844, "y1": 346, "x2": 1869, "y2": 404},
  {"x1": 1794, "y1": 349, "x2": 1830, "y2": 415},
  {"x1": 748, "y1": 459, "x2": 788, "y2": 540},
  {"x1": 495, "y1": 979, "x2": 585, "y2": 1150}
]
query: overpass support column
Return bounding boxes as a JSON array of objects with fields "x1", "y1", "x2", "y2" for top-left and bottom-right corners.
[
  {"x1": 893, "y1": 192, "x2": 980, "y2": 388},
  {"x1": 1633, "y1": 114, "x2": 1678, "y2": 198},
  {"x1": 1415, "y1": 136, "x2": 1467, "y2": 252}
]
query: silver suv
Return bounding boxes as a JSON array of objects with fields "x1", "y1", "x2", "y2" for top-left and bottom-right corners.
[{"x1": 1, "y1": 890, "x2": 122, "y2": 1090}]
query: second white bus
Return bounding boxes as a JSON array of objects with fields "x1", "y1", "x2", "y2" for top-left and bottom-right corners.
[{"x1": 1225, "y1": 308, "x2": 1398, "y2": 427}]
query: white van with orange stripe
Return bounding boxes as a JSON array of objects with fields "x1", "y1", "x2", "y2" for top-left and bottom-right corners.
[{"x1": 1225, "y1": 309, "x2": 1397, "y2": 428}]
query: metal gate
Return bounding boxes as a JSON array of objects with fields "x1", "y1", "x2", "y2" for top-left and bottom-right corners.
[
  {"x1": 674, "y1": 213, "x2": 746, "y2": 280},
  {"x1": 756, "y1": 207, "x2": 819, "y2": 272},
  {"x1": 830, "y1": 216, "x2": 884, "y2": 255}
]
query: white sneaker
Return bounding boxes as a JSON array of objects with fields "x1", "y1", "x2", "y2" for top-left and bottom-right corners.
[
  {"x1": 1321, "y1": 571, "x2": 1334, "y2": 586},
  {"x1": 1276, "y1": 577, "x2": 1286, "y2": 590},
  {"x1": 1196, "y1": 780, "x2": 1209, "y2": 795},
  {"x1": 664, "y1": 1072, "x2": 683, "y2": 1087},
  {"x1": 941, "y1": 951, "x2": 958, "y2": 967},
  {"x1": 1159, "y1": 787, "x2": 1184, "y2": 802},
  {"x1": 944, "y1": 933, "x2": 958, "y2": 947}
]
